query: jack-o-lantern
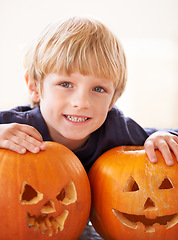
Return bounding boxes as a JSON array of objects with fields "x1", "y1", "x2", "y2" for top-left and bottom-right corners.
[
  {"x1": 0, "y1": 141, "x2": 91, "y2": 240},
  {"x1": 89, "y1": 146, "x2": 178, "y2": 240}
]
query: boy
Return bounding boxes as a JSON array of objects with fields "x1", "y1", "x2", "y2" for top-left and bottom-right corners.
[{"x1": 0, "y1": 16, "x2": 177, "y2": 173}]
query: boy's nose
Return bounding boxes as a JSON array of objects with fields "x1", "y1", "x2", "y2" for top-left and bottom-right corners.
[{"x1": 71, "y1": 91, "x2": 90, "y2": 109}]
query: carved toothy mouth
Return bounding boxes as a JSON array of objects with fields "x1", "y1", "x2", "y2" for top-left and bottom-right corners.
[
  {"x1": 27, "y1": 210, "x2": 69, "y2": 236},
  {"x1": 112, "y1": 209, "x2": 178, "y2": 233},
  {"x1": 20, "y1": 181, "x2": 77, "y2": 237}
]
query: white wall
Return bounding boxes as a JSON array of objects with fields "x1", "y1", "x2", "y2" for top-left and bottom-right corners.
[{"x1": 0, "y1": 0, "x2": 178, "y2": 128}]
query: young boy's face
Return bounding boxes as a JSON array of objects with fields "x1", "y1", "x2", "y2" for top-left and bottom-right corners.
[{"x1": 38, "y1": 72, "x2": 115, "y2": 150}]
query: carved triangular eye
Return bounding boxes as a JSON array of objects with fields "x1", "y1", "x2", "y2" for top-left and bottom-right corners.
[
  {"x1": 19, "y1": 181, "x2": 43, "y2": 205},
  {"x1": 159, "y1": 177, "x2": 174, "y2": 189},
  {"x1": 123, "y1": 176, "x2": 139, "y2": 192},
  {"x1": 56, "y1": 181, "x2": 77, "y2": 205}
]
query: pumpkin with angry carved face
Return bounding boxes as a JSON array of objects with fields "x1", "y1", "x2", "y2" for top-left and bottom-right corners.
[
  {"x1": 89, "y1": 146, "x2": 178, "y2": 240},
  {"x1": 0, "y1": 141, "x2": 91, "y2": 240}
]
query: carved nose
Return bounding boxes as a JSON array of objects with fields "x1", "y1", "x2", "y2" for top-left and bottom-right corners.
[
  {"x1": 40, "y1": 200, "x2": 56, "y2": 214},
  {"x1": 144, "y1": 197, "x2": 155, "y2": 210}
]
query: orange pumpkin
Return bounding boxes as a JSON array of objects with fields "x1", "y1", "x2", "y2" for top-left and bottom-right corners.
[
  {"x1": 0, "y1": 141, "x2": 91, "y2": 240},
  {"x1": 89, "y1": 146, "x2": 178, "y2": 240}
]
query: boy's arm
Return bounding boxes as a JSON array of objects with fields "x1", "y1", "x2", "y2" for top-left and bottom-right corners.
[
  {"x1": 144, "y1": 131, "x2": 178, "y2": 165},
  {"x1": 0, "y1": 123, "x2": 46, "y2": 154}
]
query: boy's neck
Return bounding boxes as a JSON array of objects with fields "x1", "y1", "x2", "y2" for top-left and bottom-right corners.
[
  {"x1": 60, "y1": 137, "x2": 89, "y2": 151},
  {"x1": 49, "y1": 130, "x2": 90, "y2": 151}
]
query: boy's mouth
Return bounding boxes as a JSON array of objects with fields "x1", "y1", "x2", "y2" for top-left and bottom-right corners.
[{"x1": 64, "y1": 115, "x2": 89, "y2": 122}]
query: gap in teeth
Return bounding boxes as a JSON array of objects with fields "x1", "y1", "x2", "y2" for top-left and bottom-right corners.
[{"x1": 66, "y1": 116, "x2": 87, "y2": 122}]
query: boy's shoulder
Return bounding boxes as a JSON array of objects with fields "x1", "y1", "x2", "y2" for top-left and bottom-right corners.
[
  {"x1": 106, "y1": 106, "x2": 127, "y2": 124},
  {"x1": 107, "y1": 106, "x2": 142, "y2": 128},
  {"x1": 108, "y1": 106, "x2": 124, "y2": 117},
  {"x1": 103, "y1": 106, "x2": 150, "y2": 139},
  {"x1": 0, "y1": 105, "x2": 40, "y2": 124},
  {"x1": 0, "y1": 105, "x2": 52, "y2": 141},
  {"x1": 10, "y1": 105, "x2": 33, "y2": 112}
]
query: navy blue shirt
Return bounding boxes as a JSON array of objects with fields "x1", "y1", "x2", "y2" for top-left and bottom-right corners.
[{"x1": 0, "y1": 105, "x2": 177, "y2": 173}]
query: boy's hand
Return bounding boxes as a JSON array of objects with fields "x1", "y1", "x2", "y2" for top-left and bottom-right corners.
[
  {"x1": 0, "y1": 123, "x2": 46, "y2": 154},
  {"x1": 144, "y1": 131, "x2": 178, "y2": 166}
]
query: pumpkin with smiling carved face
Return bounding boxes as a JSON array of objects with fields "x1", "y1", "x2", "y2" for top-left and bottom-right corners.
[
  {"x1": 89, "y1": 146, "x2": 178, "y2": 240},
  {"x1": 0, "y1": 141, "x2": 91, "y2": 240}
]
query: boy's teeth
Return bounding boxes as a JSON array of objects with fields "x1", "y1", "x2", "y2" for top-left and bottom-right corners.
[{"x1": 66, "y1": 116, "x2": 87, "y2": 122}]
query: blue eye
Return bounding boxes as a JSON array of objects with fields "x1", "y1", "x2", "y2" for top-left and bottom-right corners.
[
  {"x1": 93, "y1": 87, "x2": 105, "y2": 93},
  {"x1": 60, "y1": 82, "x2": 72, "y2": 88}
]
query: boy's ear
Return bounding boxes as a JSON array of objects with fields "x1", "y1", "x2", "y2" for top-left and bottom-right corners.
[{"x1": 25, "y1": 74, "x2": 41, "y2": 103}]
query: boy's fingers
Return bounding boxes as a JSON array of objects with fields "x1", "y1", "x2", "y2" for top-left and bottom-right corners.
[
  {"x1": 144, "y1": 140, "x2": 158, "y2": 163},
  {"x1": 167, "y1": 137, "x2": 178, "y2": 163},
  {"x1": 12, "y1": 124, "x2": 46, "y2": 152},
  {"x1": 145, "y1": 138, "x2": 175, "y2": 166},
  {"x1": 11, "y1": 133, "x2": 42, "y2": 153},
  {"x1": 156, "y1": 139, "x2": 174, "y2": 166},
  {"x1": 0, "y1": 123, "x2": 46, "y2": 153},
  {"x1": 2, "y1": 140, "x2": 27, "y2": 154},
  {"x1": 18, "y1": 124, "x2": 43, "y2": 142},
  {"x1": 144, "y1": 132, "x2": 178, "y2": 166}
]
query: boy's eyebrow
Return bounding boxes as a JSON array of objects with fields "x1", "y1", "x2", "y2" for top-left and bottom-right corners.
[
  {"x1": 44, "y1": 73, "x2": 70, "y2": 81},
  {"x1": 46, "y1": 73, "x2": 114, "y2": 88}
]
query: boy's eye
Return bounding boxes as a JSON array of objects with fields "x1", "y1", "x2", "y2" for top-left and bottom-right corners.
[
  {"x1": 60, "y1": 82, "x2": 72, "y2": 88},
  {"x1": 93, "y1": 87, "x2": 105, "y2": 93}
]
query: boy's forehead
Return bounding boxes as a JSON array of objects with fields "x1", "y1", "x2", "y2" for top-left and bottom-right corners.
[{"x1": 69, "y1": 56, "x2": 117, "y2": 85}]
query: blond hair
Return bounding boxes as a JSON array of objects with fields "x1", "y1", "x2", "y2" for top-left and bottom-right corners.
[{"x1": 24, "y1": 16, "x2": 127, "y2": 106}]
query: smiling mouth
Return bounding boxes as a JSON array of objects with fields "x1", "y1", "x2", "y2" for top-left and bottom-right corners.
[
  {"x1": 65, "y1": 115, "x2": 89, "y2": 122},
  {"x1": 112, "y1": 209, "x2": 178, "y2": 233},
  {"x1": 26, "y1": 210, "x2": 69, "y2": 236}
]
